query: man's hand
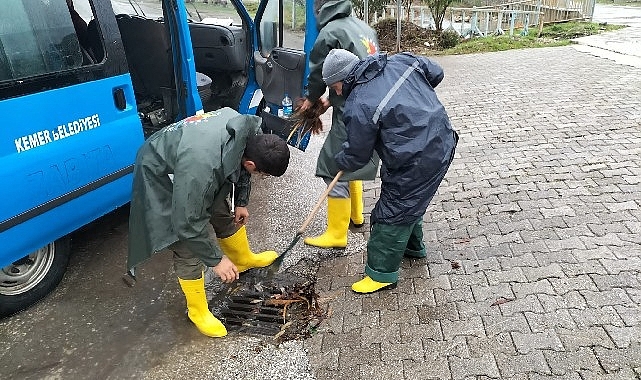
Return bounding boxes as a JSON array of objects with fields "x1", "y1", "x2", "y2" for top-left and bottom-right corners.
[
  {"x1": 319, "y1": 97, "x2": 330, "y2": 111},
  {"x1": 300, "y1": 97, "x2": 330, "y2": 114},
  {"x1": 234, "y1": 206, "x2": 249, "y2": 226},
  {"x1": 299, "y1": 97, "x2": 331, "y2": 135},
  {"x1": 299, "y1": 98, "x2": 313, "y2": 112},
  {"x1": 212, "y1": 256, "x2": 239, "y2": 283}
]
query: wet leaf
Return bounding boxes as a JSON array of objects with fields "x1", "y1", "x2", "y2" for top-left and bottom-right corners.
[{"x1": 491, "y1": 297, "x2": 515, "y2": 306}]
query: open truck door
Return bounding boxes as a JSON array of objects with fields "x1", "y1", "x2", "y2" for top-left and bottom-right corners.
[
  {"x1": 251, "y1": 0, "x2": 317, "y2": 150},
  {"x1": 187, "y1": 0, "x2": 317, "y2": 150}
]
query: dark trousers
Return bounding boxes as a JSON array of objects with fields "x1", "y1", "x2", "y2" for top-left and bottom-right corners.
[{"x1": 169, "y1": 195, "x2": 238, "y2": 280}]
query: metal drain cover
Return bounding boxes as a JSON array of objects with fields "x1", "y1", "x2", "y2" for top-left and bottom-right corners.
[
  {"x1": 219, "y1": 290, "x2": 285, "y2": 335},
  {"x1": 207, "y1": 270, "x2": 324, "y2": 340}
]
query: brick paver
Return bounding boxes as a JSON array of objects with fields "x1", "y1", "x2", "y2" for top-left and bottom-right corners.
[{"x1": 303, "y1": 46, "x2": 641, "y2": 379}]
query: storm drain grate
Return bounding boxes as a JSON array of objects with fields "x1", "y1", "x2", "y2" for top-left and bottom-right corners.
[
  {"x1": 209, "y1": 279, "x2": 325, "y2": 341},
  {"x1": 219, "y1": 291, "x2": 285, "y2": 336}
]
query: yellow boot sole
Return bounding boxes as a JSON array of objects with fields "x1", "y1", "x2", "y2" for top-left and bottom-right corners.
[
  {"x1": 351, "y1": 276, "x2": 397, "y2": 294},
  {"x1": 189, "y1": 313, "x2": 228, "y2": 337},
  {"x1": 303, "y1": 235, "x2": 347, "y2": 248}
]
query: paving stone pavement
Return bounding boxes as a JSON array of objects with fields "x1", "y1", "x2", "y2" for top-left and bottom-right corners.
[{"x1": 302, "y1": 46, "x2": 641, "y2": 379}]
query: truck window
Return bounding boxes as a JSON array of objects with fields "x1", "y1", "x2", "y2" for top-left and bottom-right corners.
[
  {"x1": 255, "y1": 0, "x2": 307, "y2": 55},
  {"x1": 0, "y1": 0, "x2": 89, "y2": 81},
  {"x1": 258, "y1": 0, "x2": 280, "y2": 55}
]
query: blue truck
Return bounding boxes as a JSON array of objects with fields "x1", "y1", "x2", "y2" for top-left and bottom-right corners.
[{"x1": 0, "y1": 0, "x2": 318, "y2": 317}]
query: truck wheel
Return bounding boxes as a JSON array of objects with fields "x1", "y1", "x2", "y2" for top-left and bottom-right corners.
[{"x1": 0, "y1": 237, "x2": 71, "y2": 318}]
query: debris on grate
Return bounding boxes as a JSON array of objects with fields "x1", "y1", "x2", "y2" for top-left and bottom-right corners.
[{"x1": 209, "y1": 276, "x2": 328, "y2": 344}]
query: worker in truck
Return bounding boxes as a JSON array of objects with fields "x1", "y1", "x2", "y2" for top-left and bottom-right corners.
[
  {"x1": 323, "y1": 49, "x2": 458, "y2": 293},
  {"x1": 127, "y1": 107, "x2": 290, "y2": 337},
  {"x1": 299, "y1": 0, "x2": 380, "y2": 250}
]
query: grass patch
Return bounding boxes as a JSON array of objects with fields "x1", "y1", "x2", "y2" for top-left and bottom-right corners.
[
  {"x1": 438, "y1": 34, "x2": 570, "y2": 55},
  {"x1": 596, "y1": 0, "x2": 641, "y2": 5},
  {"x1": 435, "y1": 21, "x2": 625, "y2": 55},
  {"x1": 540, "y1": 21, "x2": 625, "y2": 39}
]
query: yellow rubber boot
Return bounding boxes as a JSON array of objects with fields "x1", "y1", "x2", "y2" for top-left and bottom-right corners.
[
  {"x1": 352, "y1": 276, "x2": 397, "y2": 294},
  {"x1": 304, "y1": 197, "x2": 351, "y2": 248},
  {"x1": 217, "y1": 225, "x2": 278, "y2": 272},
  {"x1": 178, "y1": 276, "x2": 227, "y2": 337},
  {"x1": 349, "y1": 181, "x2": 364, "y2": 227}
]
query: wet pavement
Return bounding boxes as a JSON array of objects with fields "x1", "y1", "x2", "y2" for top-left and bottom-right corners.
[
  {"x1": 304, "y1": 6, "x2": 641, "y2": 378},
  {"x1": 2, "y1": 4, "x2": 641, "y2": 379},
  {"x1": 305, "y1": 55, "x2": 641, "y2": 380},
  {"x1": 573, "y1": 4, "x2": 641, "y2": 67},
  {"x1": 0, "y1": 133, "x2": 332, "y2": 380}
]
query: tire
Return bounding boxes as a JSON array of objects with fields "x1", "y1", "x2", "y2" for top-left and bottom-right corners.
[{"x1": 0, "y1": 237, "x2": 71, "y2": 318}]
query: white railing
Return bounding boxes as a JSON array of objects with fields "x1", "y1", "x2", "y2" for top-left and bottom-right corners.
[
  {"x1": 375, "y1": 0, "x2": 596, "y2": 33},
  {"x1": 446, "y1": 7, "x2": 544, "y2": 37}
]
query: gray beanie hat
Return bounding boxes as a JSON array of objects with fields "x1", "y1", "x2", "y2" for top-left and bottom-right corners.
[{"x1": 322, "y1": 49, "x2": 359, "y2": 86}]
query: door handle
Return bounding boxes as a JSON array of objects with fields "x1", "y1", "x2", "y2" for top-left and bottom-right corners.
[{"x1": 113, "y1": 88, "x2": 126, "y2": 110}]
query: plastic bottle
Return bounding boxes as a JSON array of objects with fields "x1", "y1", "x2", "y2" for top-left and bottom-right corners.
[{"x1": 281, "y1": 93, "x2": 293, "y2": 118}]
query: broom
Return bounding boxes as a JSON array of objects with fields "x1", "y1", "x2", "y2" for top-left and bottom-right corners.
[{"x1": 265, "y1": 170, "x2": 343, "y2": 275}]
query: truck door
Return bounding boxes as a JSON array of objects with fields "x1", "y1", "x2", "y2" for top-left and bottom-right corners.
[
  {"x1": 0, "y1": 0, "x2": 143, "y2": 317},
  {"x1": 181, "y1": 0, "x2": 315, "y2": 148},
  {"x1": 252, "y1": 0, "x2": 310, "y2": 107},
  {"x1": 251, "y1": 0, "x2": 316, "y2": 150},
  {"x1": 0, "y1": 0, "x2": 201, "y2": 318}
]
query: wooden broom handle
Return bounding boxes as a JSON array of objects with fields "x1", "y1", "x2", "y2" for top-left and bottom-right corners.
[{"x1": 297, "y1": 171, "x2": 344, "y2": 234}]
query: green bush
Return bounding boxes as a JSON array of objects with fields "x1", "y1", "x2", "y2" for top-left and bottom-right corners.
[
  {"x1": 283, "y1": 2, "x2": 307, "y2": 31},
  {"x1": 438, "y1": 29, "x2": 460, "y2": 49}
]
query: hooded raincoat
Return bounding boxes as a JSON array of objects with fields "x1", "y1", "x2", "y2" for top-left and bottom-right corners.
[
  {"x1": 306, "y1": 0, "x2": 380, "y2": 181},
  {"x1": 127, "y1": 107, "x2": 261, "y2": 272},
  {"x1": 335, "y1": 53, "x2": 458, "y2": 225}
]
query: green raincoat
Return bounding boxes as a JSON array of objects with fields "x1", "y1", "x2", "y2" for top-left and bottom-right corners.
[
  {"x1": 127, "y1": 108, "x2": 261, "y2": 272},
  {"x1": 306, "y1": 0, "x2": 380, "y2": 181}
]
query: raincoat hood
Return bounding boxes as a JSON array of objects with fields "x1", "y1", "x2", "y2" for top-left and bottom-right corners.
[
  {"x1": 316, "y1": 0, "x2": 353, "y2": 29},
  {"x1": 342, "y1": 53, "x2": 388, "y2": 98},
  {"x1": 221, "y1": 113, "x2": 259, "y2": 180}
]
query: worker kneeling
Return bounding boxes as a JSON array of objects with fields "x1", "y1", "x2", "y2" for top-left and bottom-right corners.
[{"x1": 127, "y1": 108, "x2": 290, "y2": 337}]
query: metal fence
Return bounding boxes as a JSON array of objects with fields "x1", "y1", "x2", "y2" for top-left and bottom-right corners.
[
  {"x1": 376, "y1": 0, "x2": 597, "y2": 35},
  {"x1": 447, "y1": 7, "x2": 545, "y2": 37}
]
